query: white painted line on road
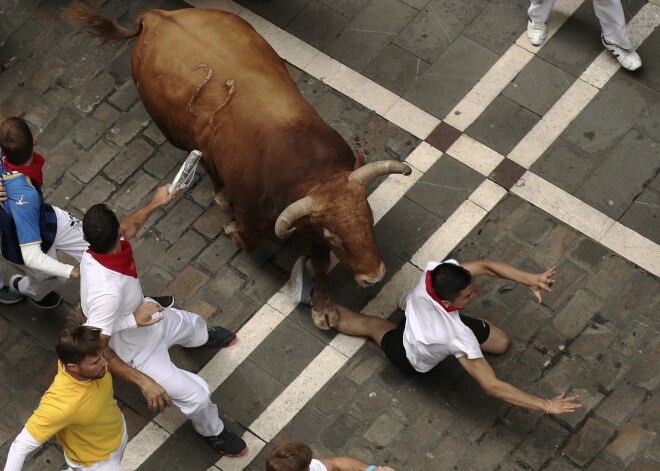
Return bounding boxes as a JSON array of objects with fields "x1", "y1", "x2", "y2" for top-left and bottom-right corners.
[
  {"x1": 444, "y1": 45, "x2": 534, "y2": 132},
  {"x1": 215, "y1": 430, "x2": 266, "y2": 471},
  {"x1": 507, "y1": 80, "x2": 598, "y2": 168},
  {"x1": 600, "y1": 222, "x2": 660, "y2": 277},
  {"x1": 445, "y1": 135, "x2": 504, "y2": 177},
  {"x1": 124, "y1": 422, "x2": 172, "y2": 471},
  {"x1": 447, "y1": 0, "x2": 584, "y2": 131},
  {"x1": 510, "y1": 2, "x2": 660, "y2": 168},
  {"x1": 412, "y1": 199, "x2": 494, "y2": 269},
  {"x1": 511, "y1": 171, "x2": 615, "y2": 241},
  {"x1": 383, "y1": 97, "x2": 440, "y2": 139}
]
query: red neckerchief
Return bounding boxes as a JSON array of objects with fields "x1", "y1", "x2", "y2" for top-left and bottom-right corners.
[
  {"x1": 88, "y1": 241, "x2": 138, "y2": 278},
  {"x1": 3, "y1": 152, "x2": 45, "y2": 187},
  {"x1": 425, "y1": 270, "x2": 459, "y2": 312}
]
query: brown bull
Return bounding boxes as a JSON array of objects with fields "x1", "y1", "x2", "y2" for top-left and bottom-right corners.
[{"x1": 64, "y1": 2, "x2": 411, "y2": 329}]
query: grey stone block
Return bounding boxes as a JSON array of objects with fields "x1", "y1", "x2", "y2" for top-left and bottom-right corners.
[
  {"x1": 513, "y1": 419, "x2": 571, "y2": 470},
  {"x1": 553, "y1": 290, "x2": 603, "y2": 338},
  {"x1": 503, "y1": 56, "x2": 577, "y2": 116},
  {"x1": 467, "y1": 94, "x2": 541, "y2": 157},
  {"x1": 105, "y1": 102, "x2": 151, "y2": 147},
  {"x1": 363, "y1": 413, "x2": 405, "y2": 447},
  {"x1": 158, "y1": 230, "x2": 207, "y2": 274},
  {"x1": 620, "y1": 188, "x2": 660, "y2": 245},
  {"x1": 286, "y1": 1, "x2": 350, "y2": 50},
  {"x1": 197, "y1": 236, "x2": 240, "y2": 274},
  {"x1": 363, "y1": 43, "x2": 430, "y2": 96},
  {"x1": 108, "y1": 80, "x2": 139, "y2": 111},
  {"x1": 576, "y1": 129, "x2": 660, "y2": 219},
  {"x1": 70, "y1": 175, "x2": 116, "y2": 214},
  {"x1": 463, "y1": 0, "x2": 528, "y2": 55},
  {"x1": 71, "y1": 102, "x2": 121, "y2": 149},
  {"x1": 104, "y1": 137, "x2": 155, "y2": 185},
  {"x1": 70, "y1": 139, "x2": 119, "y2": 183},
  {"x1": 72, "y1": 71, "x2": 116, "y2": 113},
  {"x1": 405, "y1": 35, "x2": 498, "y2": 118},
  {"x1": 570, "y1": 323, "x2": 615, "y2": 363},
  {"x1": 407, "y1": 155, "x2": 484, "y2": 220},
  {"x1": 563, "y1": 418, "x2": 614, "y2": 467},
  {"x1": 595, "y1": 384, "x2": 646, "y2": 426}
]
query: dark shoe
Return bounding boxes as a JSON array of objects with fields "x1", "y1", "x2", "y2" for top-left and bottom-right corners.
[
  {"x1": 206, "y1": 427, "x2": 247, "y2": 457},
  {"x1": 148, "y1": 296, "x2": 175, "y2": 308},
  {"x1": 203, "y1": 326, "x2": 237, "y2": 349},
  {"x1": 0, "y1": 285, "x2": 23, "y2": 304},
  {"x1": 29, "y1": 291, "x2": 62, "y2": 310}
]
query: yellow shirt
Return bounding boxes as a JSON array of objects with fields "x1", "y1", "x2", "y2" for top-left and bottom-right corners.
[{"x1": 25, "y1": 361, "x2": 123, "y2": 465}]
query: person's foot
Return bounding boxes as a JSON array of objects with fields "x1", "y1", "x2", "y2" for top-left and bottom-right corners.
[
  {"x1": 11, "y1": 275, "x2": 62, "y2": 309},
  {"x1": 527, "y1": 19, "x2": 547, "y2": 46},
  {"x1": 288, "y1": 256, "x2": 314, "y2": 305},
  {"x1": 601, "y1": 35, "x2": 642, "y2": 71},
  {"x1": 202, "y1": 326, "x2": 237, "y2": 349},
  {"x1": 0, "y1": 285, "x2": 23, "y2": 304},
  {"x1": 148, "y1": 296, "x2": 175, "y2": 308},
  {"x1": 206, "y1": 427, "x2": 248, "y2": 457}
]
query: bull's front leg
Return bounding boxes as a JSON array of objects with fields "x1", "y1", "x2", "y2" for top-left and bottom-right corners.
[{"x1": 310, "y1": 242, "x2": 338, "y2": 330}]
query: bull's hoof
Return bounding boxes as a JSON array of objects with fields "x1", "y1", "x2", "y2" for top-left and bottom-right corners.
[
  {"x1": 312, "y1": 307, "x2": 339, "y2": 330},
  {"x1": 223, "y1": 221, "x2": 238, "y2": 236}
]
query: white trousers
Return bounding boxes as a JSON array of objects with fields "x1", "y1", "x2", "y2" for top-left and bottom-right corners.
[
  {"x1": 131, "y1": 307, "x2": 224, "y2": 437},
  {"x1": 16, "y1": 207, "x2": 88, "y2": 301},
  {"x1": 529, "y1": 0, "x2": 633, "y2": 49},
  {"x1": 64, "y1": 417, "x2": 128, "y2": 471}
]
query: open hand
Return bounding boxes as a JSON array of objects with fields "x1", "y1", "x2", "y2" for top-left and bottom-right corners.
[
  {"x1": 546, "y1": 392, "x2": 582, "y2": 415},
  {"x1": 529, "y1": 265, "x2": 556, "y2": 304},
  {"x1": 139, "y1": 377, "x2": 172, "y2": 413}
]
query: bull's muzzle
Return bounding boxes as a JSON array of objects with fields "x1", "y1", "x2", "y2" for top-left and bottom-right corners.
[{"x1": 355, "y1": 262, "x2": 386, "y2": 287}]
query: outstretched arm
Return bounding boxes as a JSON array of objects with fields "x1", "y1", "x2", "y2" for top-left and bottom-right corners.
[
  {"x1": 462, "y1": 260, "x2": 556, "y2": 303},
  {"x1": 100, "y1": 334, "x2": 172, "y2": 413},
  {"x1": 320, "y1": 457, "x2": 395, "y2": 471},
  {"x1": 4, "y1": 428, "x2": 42, "y2": 471},
  {"x1": 119, "y1": 185, "x2": 178, "y2": 242},
  {"x1": 458, "y1": 356, "x2": 581, "y2": 414}
]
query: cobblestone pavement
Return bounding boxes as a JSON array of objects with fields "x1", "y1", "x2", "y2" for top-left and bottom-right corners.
[{"x1": 0, "y1": 0, "x2": 658, "y2": 470}]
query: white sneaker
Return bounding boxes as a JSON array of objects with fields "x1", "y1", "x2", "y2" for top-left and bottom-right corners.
[
  {"x1": 601, "y1": 35, "x2": 642, "y2": 71},
  {"x1": 284, "y1": 256, "x2": 314, "y2": 305},
  {"x1": 527, "y1": 19, "x2": 547, "y2": 46}
]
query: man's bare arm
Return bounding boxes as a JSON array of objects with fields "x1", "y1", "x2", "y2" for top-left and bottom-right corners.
[
  {"x1": 100, "y1": 334, "x2": 172, "y2": 413},
  {"x1": 119, "y1": 185, "x2": 178, "y2": 242},
  {"x1": 462, "y1": 260, "x2": 556, "y2": 303},
  {"x1": 320, "y1": 457, "x2": 395, "y2": 471},
  {"x1": 457, "y1": 356, "x2": 581, "y2": 414}
]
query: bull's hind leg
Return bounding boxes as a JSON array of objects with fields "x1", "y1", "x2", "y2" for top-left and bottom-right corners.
[{"x1": 223, "y1": 215, "x2": 262, "y2": 253}]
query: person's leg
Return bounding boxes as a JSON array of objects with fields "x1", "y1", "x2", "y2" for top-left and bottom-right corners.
[
  {"x1": 594, "y1": 0, "x2": 632, "y2": 49},
  {"x1": 159, "y1": 307, "x2": 210, "y2": 348},
  {"x1": 479, "y1": 320, "x2": 511, "y2": 354},
  {"x1": 528, "y1": 0, "x2": 556, "y2": 22},
  {"x1": 134, "y1": 340, "x2": 224, "y2": 436},
  {"x1": 459, "y1": 315, "x2": 510, "y2": 355},
  {"x1": 334, "y1": 304, "x2": 396, "y2": 347}
]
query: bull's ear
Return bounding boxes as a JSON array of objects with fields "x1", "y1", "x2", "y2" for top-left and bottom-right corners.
[{"x1": 354, "y1": 149, "x2": 365, "y2": 170}]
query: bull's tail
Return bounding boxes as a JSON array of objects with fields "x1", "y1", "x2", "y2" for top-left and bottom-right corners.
[{"x1": 62, "y1": 0, "x2": 142, "y2": 43}]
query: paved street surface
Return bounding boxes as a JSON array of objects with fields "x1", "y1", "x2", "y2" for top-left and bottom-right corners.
[{"x1": 0, "y1": 0, "x2": 659, "y2": 469}]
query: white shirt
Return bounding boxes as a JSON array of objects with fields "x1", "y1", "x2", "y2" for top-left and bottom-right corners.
[
  {"x1": 402, "y1": 260, "x2": 483, "y2": 373},
  {"x1": 80, "y1": 251, "x2": 160, "y2": 363},
  {"x1": 309, "y1": 459, "x2": 327, "y2": 471}
]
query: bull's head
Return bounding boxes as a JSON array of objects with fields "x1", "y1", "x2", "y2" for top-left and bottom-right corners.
[{"x1": 275, "y1": 160, "x2": 411, "y2": 287}]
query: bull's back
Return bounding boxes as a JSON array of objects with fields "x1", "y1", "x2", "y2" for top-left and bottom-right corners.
[{"x1": 132, "y1": 9, "x2": 310, "y2": 149}]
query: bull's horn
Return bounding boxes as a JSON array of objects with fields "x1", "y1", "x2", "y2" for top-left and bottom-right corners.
[
  {"x1": 275, "y1": 196, "x2": 313, "y2": 238},
  {"x1": 348, "y1": 160, "x2": 412, "y2": 185}
]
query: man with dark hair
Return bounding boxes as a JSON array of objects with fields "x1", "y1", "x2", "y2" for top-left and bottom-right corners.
[
  {"x1": 4, "y1": 324, "x2": 157, "y2": 470},
  {"x1": 298, "y1": 257, "x2": 582, "y2": 415},
  {"x1": 265, "y1": 441, "x2": 394, "y2": 471},
  {"x1": 80, "y1": 186, "x2": 248, "y2": 458},
  {"x1": 0, "y1": 117, "x2": 87, "y2": 308}
]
